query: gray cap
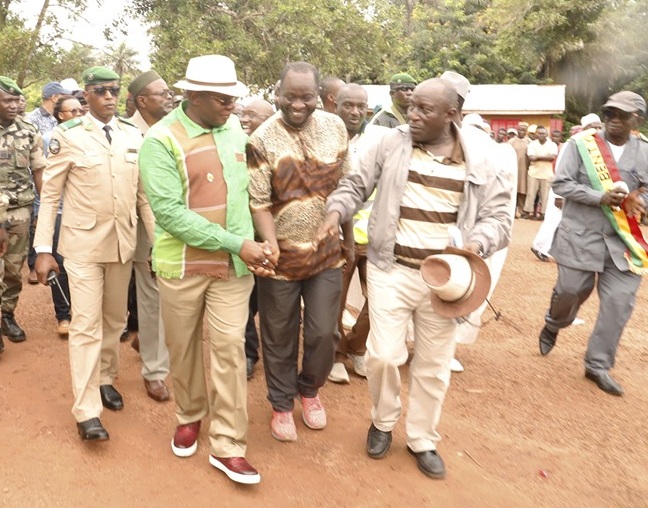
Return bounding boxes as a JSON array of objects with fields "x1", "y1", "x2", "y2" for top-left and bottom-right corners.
[{"x1": 602, "y1": 91, "x2": 646, "y2": 115}]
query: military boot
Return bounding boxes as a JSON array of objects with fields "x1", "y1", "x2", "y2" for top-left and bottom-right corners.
[{"x1": 2, "y1": 313, "x2": 26, "y2": 342}]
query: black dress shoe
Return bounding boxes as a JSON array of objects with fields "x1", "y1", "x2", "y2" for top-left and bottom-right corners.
[
  {"x1": 100, "y1": 385, "x2": 124, "y2": 410},
  {"x1": 585, "y1": 370, "x2": 624, "y2": 396},
  {"x1": 407, "y1": 447, "x2": 446, "y2": 479},
  {"x1": 77, "y1": 418, "x2": 109, "y2": 441},
  {"x1": 367, "y1": 423, "x2": 392, "y2": 459},
  {"x1": 2, "y1": 313, "x2": 25, "y2": 343},
  {"x1": 531, "y1": 247, "x2": 549, "y2": 262},
  {"x1": 539, "y1": 326, "x2": 558, "y2": 355},
  {"x1": 246, "y1": 357, "x2": 256, "y2": 380}
]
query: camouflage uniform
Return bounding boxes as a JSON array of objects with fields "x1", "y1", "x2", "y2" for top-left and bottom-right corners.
[{"x1": 0, "y1": 116, "x2": 46, "y2": 315}]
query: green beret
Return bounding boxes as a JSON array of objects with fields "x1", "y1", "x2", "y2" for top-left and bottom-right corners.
[
  {"x1": 389, "y1": 73, "x2": 417, "y2": 86},
  {"x1": 128, "y1": 70, "x2": 162, "y2": 97},
  {"x1": 0, "y1": 76, "x2": 22, "y2": 96},
  {"x1": 82, "y1": 66, "x2": 120, "y2": 86}
]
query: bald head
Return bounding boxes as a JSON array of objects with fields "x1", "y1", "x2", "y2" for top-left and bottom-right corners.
[
  {"x1": 336, "y1": 84, "x2": 368, "y2": 136},
  {"x1": 320, "y1": 76, "x2": 345, "y2": 113},
  {"x1": 408, "y1": 78, "x2": 458, "y2": 144},
  {"x1": 240, "y1": 99, "x2": 274, "y2": 135}
]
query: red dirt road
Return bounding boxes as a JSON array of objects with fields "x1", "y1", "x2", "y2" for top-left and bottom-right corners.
[{"x1": 1, "y1": 219, "x2": 647, "y2": 507}]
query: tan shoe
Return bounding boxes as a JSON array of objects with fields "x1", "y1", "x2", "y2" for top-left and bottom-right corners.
[
  {"x1": 144, "y1": 379, "x2": 170, "y2": 402},
  {"x1": 57, "y1": 320, "x2": 70, "y2": 338}
]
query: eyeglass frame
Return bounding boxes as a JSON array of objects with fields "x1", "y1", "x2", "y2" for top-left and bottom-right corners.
[{"x1": 87, "y1": 86, "x2": 121, "y2": 96}]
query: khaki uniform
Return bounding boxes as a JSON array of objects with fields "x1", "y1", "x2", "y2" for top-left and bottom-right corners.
[
  {"x1": 34, "y1": 113, "x2": 155, "y2": 422},
  {"x1": 0, "y1": 117, "x2": 46, "y2": 314}
]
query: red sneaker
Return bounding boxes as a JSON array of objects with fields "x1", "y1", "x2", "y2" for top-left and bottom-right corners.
[
  {"x1": 209, "y1": 455, "x2": 261, "y2": 484},
  {"x1": 171, "y1": 421, "x2": 201, "y2": 457}
]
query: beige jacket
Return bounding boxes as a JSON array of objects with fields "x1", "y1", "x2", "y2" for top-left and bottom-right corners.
[{"x1": 35, "y1": 113, "x2": 155, "y2": 263}]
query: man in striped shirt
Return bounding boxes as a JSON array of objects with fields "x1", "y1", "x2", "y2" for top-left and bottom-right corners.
[{"x1": 319, "y1": 78, "x2": 512, "y2": 479}]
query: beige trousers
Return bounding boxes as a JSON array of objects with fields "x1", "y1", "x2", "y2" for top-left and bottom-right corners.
[
  {"x1": 366, "y1": 261, "x2": 456, "y2": 453},
  {"x1": 157, "y1": 272, "x2": 253, "y2": 457},
  {"x1": 65, "y1": 259, "x2": 132, "y2": 422}
]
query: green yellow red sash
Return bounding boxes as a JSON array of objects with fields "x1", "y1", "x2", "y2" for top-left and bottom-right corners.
[{"x1": 574, "y1": 129, "x2": 648, "y2": 275}]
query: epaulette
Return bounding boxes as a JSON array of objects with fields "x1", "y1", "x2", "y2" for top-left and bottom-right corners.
[
  {"x1": 58, "y1": 117, "x2": 84, "y2": 131},
  {"x1": 117, "y1": 116, "x2": 136, "y2": 128},
  {"x1": 15, "y1": 116, "x2": 38, "y2": 133}
]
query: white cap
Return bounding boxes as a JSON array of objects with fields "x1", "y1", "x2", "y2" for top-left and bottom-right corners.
[
  {"x1": 580, "y1": 113, "x2": 601, "y2": 128},
  {"x1": 60, "y1": 78, "x2": 81, "y2": 92}
]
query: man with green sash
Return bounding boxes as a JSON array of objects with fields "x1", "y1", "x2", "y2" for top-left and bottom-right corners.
[{"x1": 538, "y1": 91, "x2": 648, "y2": 396}]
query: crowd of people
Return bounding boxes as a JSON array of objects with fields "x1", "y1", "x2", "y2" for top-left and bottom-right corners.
[{"x1": 0, "y1": 54, "x2": 646, "y2": 487}]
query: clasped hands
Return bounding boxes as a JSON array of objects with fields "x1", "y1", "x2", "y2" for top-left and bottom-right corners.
[{"x1": 240, "y1": 239, "x2": 280, "y2": 277}]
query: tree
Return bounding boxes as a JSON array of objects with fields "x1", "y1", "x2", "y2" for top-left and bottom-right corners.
[{"x1": 131, "y1": 0, "x2": 399, "y2": 88}]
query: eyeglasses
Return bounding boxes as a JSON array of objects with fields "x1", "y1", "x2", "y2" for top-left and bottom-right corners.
[
  {"x1": 60, "y1": 108, "x2": 83, "y2": 115},
  {"x1": 89, "y1": 86, "x2": 121, "y2": 96},
  {"x1": 140, "y1": 90, "x2": 173, "y2": 98},
  {"x1": 603, "y1": 109, "x2": 634, "y2": 121},
  {"x1": 204, "y1": 92, "x2": 237, "y2": 106},
  {"x1": 393, "y1": 85, "x2": 415, "y2": 93}
]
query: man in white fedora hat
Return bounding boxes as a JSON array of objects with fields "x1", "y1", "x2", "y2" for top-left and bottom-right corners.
[
  {"x1": 318, "y1": 78, "x2": 512, "y2": 479},
  {"x1": 139, "y1": 54, "x2": 276, "y2": 485}
]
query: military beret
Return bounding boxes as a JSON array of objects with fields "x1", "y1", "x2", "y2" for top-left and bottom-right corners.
[
  {"x1": 82, "y1": 66, "x2": 120, "y2": 85},
  {"x1": 0, "y1": 76, "x2": 22, "y2": 96},
  {"x1": 128, "y1": 70, "x2": 162, "y2": 97},
  {"x1": 389, "y1": 73, "x2": 417, "y2": 86}
]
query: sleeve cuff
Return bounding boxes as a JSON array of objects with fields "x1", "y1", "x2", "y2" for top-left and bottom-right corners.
[{"x1": 34, "y1": 246, "x2": 53, "y2": 254}]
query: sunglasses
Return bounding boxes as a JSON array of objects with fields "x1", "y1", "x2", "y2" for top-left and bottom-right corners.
[
  {"x1": 60, "y1": 108, "x2": 84, "y2": 115},
  {"x1": 603, "y1": 109, "x2": 634, "y2": 121},
  {"x1": 205, "y1": 92, "x2": 237, "y2": 106},
  {"x1": 89, "y1": 86, "x2": 121, "y2": 96}
]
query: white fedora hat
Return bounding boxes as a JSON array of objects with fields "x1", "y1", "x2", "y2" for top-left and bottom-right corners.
[
  {"x1": 420, "y1": 247, "x2": 491, "y2": 318},
  {"x1": 174, "y1": 55, "x2": 249, "y2": 98}
]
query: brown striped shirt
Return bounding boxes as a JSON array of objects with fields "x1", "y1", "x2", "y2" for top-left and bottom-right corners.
[{"x1": 394, "y1": 142, "x2": 466, "y2": 268}]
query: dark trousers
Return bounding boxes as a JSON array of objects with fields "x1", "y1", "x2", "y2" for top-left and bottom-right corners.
[
  {"x1": 244, "y1": 279, "x2": 260, "y2": 363},
  {"x1": 336, "y1": 244, "x2": 369, "y2": 362},
  {"x1": 257, "y1": 268, "x2": 342, "y2": 412},
  {"x1": 545, "y1": 251, "x2": 641, "y2": 372},
  {"x1": 50, "y1": 214, "x2": 71, "y2": 321}
]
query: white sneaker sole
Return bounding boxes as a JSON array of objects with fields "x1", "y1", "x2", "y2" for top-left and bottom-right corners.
[
  {"x1": 209, "y1": 455, "x2": 261, "y2": 484},
  {"x1": 171, "y1": 439, "x2": 197, "y2": 458}
]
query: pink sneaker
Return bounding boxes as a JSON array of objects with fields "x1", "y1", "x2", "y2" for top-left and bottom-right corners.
[
  {"x1": 300, "y1": 394, "x2": 327, "y2": 430},
  {"x1": 171, "y1": 421, "x2": 201, "y2": 457},
  {"x1": 270, "y1": 411, "x2": 297, "y2": 442}
]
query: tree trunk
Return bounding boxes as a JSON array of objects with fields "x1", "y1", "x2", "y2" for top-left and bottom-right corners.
[{"x1": 16, "y1": 0, "x2": 50, "y2": 87}]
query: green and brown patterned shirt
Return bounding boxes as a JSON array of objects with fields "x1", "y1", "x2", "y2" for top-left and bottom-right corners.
[{"x1": 247, "y1": 109, "x2": 351, "y2": 280}]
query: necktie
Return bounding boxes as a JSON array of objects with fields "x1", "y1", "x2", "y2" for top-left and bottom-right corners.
[{"x1": 103, "y1": 125, "x2": 112, "y2": 144}]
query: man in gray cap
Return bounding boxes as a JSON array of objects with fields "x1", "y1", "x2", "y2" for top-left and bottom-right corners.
[
  {"x1": 126, "y1": 69, "x2": 173, "y2": 402},
  {"x1": 538, "y1": 90, "x2": 648, "y2": 396}
]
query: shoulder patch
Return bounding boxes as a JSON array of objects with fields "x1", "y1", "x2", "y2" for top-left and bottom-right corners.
[
  {"x1": 117, "y1": 116, "x2": 136, "y2": 128},
  {"x1": 59, "y1": 118, "x2": 83, "y2": 131},
  {"x1": 49, "y1": 138, "x2": 60, "y2": 155}
]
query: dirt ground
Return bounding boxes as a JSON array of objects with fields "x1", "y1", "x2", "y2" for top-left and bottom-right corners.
[{"x1": 1, "y1": 219, "x2": 648, "y2": 508}]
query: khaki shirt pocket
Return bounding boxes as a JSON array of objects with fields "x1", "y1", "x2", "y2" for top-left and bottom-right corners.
[
  {"x1": 74, "y1": 155, "x2": 103, "y2": 186},
  {"x1": 62, "y1": 210, "x2": 97, "y2": 230}
]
